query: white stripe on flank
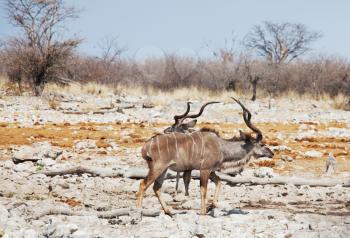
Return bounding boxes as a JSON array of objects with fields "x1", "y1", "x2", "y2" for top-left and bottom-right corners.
[
  {"x1": 173, "y1": 133, "x2": 178, "y2": 159},
  {"x1": 157, "y1": 136, "x2": 161, "y2": 160},
  {"x1": 200, "y1": 132, "x2": 205, "y2": 159},
  {"x1": 199, "y1": 132, "x2": 206, "y2": 169},
  {"x1": 148, "y1": 137, "x2": 154, "y2": 157},
  {"x1": 165, "y1": 135, "x2": 170, "y2": 156},
  {"x1": 189, "y1": 134, "x2": 196, "y2": 161}
]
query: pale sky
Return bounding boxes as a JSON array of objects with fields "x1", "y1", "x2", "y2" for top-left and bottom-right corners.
[{"x1": 1, "y1": 0, "x2": 349, "y2": 59}]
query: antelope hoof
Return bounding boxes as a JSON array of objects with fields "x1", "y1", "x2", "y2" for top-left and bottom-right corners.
[
  {"x1": 185, "y1": 192, "x2": 189, "y2": 196},
  {"x1": 200, "y1": 208, "x2": 208, "y2": 215},
  {"x1": 164, "y1": 209, "x2": 173, "y2": 217}
]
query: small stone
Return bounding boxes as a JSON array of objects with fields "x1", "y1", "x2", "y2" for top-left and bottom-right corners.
[
  {"x1": 182, "y1": 199, "x2": 201, "y2": 210},
  {"x1": 209, "y1": 208, "x2": 223, "y2": 218},
  {"x1": 37, "y1": 158, "x2": 56, "y2": 167},
  {"x1": 45, "y1": 149, "x2": 63, "y2": 159},
  {"x1": 281, "y1": 155, "x2": 294, "y2": 162},
  {"x1": 14, "y1": 162, "x2": 34, "y2": 172},
  {"x1": 254, "y1": 167, "x2": 275, "y2": 178},
  {"x1": 3, "y1": 160, "x2": 15, "y2": 169},
  {"x1": 304, "y1": 150, "x2": 323, "y2": 158},
  {"x1": 173, "y1": 193, "x2": 187, "y2": 202},
  {"x1": 0, "y1": 205, "x2": 9, "y2": 229},
  {"x1": 22, "y1": 229, "x2": 38, "y2": 238},
  {"x1": 270, "y1": 145, "x2": 292, "y2": 152},
  {"x1": 142, "y1": 102, "x2": 155, "y2": 108},
  {"x1": 53, "y1": 223, "x2": 79, "y2": 237},
  {"x1": 75, "y1": 140, "x2": 96, "y2": 150},
  {"x1": 12, "y1": 146, "x2": 37, "y2": 163}
]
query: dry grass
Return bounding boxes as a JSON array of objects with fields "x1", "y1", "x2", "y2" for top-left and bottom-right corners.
[
  {"x1": 45, "y1": 82, "x2": 246, "y2": 104},
  {"x1": 331, "y1": 94, "x2": 350, "y2": 111},
  {"x1": 2, "y1": 80, "x2": 347, "y2": 110},
  {"x1": 0, "y1": 76, "x2": 8, "y2": 87},
  {"x1": 45, "y1": 83, "x2": 115, "y2": 97},
  {"x1": 0, "y1": 77, "x2": 20, "y2": 95},
  {"x1": 48, "y1": 97, "x2": 61, "y2": 110}
]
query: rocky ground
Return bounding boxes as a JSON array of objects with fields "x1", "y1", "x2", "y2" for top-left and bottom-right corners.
[{"x1": 0, "y1": 92, "x2": 349, "y2": 237}]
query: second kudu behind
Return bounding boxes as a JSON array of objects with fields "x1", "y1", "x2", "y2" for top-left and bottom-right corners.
[
  {"x1": 163, "y1": 101, "x2": 219, "y2": 196},
  {"x1": 136, "y1": 98, "x2": 274, "y2": 215}
]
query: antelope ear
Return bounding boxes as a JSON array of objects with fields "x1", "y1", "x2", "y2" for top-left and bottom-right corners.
[
  {"x1": 239, "y1": 130, "x2": 251, "y2": 141},
  {"x1": 163, "y1": 125, "x2": 175, "y2": 133},
  {"x1": 182, "y1": 119, "x2": 197, "y2": 129},
  {"x1": 239, "y1": 130, "x2": 246, "y2": 140}
]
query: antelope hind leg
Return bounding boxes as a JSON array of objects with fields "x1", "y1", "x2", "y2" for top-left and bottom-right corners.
[
  {"x1": 153, "y1": 169, "x2": 172, "y2": 216},
  {"x1": 175, "y1": 172, "x2": 180, "y2": 194},
  {"x1": 199, "y1": 170, "x2": 211, "y2": 215},
  {"x1": 183, "y1": 170, "x2": 192, "y2": 196},
  {"x1": 209, "y1": 172, "x2": 221, "y2": 208}
]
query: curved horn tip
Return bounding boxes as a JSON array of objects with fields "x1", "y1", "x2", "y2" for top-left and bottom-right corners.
[{"x1": 230, "y1": 97, "x2": 241, "y2": 104}]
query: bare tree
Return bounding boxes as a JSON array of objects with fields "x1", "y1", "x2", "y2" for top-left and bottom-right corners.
[
  {"x1": 4, "y1": 0, "x2": 81, "y2": 95},
  {"x1": 204, "y1": 37, "x2": 242, "y2": 91},
  {"x1": 91, "y1": 37, "x2": 126, "y2": 84},
  {"x1": 243, "y1": 58, "x2": 261, "y2": 101},
  {"x1": 245, "y1": 21, "x2": 322, "y2": 65},
  {"x1": 97, "y1": 37, "x2": 125, "y2": 64}
]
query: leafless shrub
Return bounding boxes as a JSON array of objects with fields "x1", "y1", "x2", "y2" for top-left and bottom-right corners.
[
  {"x1": 3, "y1": 0, "x2": 81, "y2": 96},
  {"x1": 245, "y1": 21, "x2": 322, "y2": 65}
]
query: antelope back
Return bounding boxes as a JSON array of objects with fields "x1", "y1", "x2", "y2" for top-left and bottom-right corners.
[{"x1": 142, "y1": 131, "x2": 223, "y2": 171}]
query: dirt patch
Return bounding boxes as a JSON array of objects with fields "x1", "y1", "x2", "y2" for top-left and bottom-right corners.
[{"x1": 0, "y1": 121, "x2": 349, "y2": 176}]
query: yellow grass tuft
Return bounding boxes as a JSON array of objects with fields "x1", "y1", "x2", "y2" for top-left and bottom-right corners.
[
  {"x1": 48, "y1": 97, "x2": 61, "y2": 110},
  {"x1": 331, "y1": 94, "x2": 350, "y2": 111}
]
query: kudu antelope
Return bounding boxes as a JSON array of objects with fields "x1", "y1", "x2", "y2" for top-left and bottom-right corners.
[
  {"x1": 163, "y1": 101, "x2": 219, "y2": 196},
  {"x1": 136, "y1": 98, "x2": 274, "y2": 215}
]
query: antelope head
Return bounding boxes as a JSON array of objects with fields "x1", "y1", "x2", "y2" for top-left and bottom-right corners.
[
  {"x1": 233, "y1": 97, "x2": 274, "y2": 159},
  {"x1": 163, "y1": 101, "x2": 219, "y2": 133}
]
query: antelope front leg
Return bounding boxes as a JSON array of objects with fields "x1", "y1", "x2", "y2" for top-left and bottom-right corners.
[
  {"x1": 209, "y1": 172, "x2": 221, "y2": 208},
  {"x1": 137, "y1": 168, "x2": 165, "y2": 208},
  {"x1": 136, "y1": 179, "x2": 147, "y2": 208},
  {"x1": 199, "y1": 170, "x2": 211, "y2": 215}
]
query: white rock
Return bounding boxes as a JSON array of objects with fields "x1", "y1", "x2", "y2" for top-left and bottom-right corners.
[
  {"x1": 52, "y1": 223, "x2": 79, "y2": 237},
  {"x1": 173, "y1": 193, "x2": 187, "y2": 202},
  {"x1": 44, "y1": 149, "x2": 63, "y2": 159},
  {"x1": 75, "y1": 140, "x2": 96, "y2": 150},
  {"x1": 254, "y1": 167, "x2": 275, "y2": 178},
  {"x1": 255, "y1": 157, "x2": 273, "y2": 163},
  {"x1": 37, "y1": 158, "x2": 56, "y2": 167},
  {"x1": 12, "y1": 146, "x2": 37, "y2": 163},
  {"x1": 209, "y1": 208, "x2": 224, "y2": 218},
  {"x1": 240, "y1": 168, "x2": 255, "y2": 177},
  {"x1": 12, "y1": 142, "x2": 61, "y2": 163},
  {"x1": 270, "y1": 145, "x2": 292, "y2": 152},
  {"x1": 182, "y1": 199, "x2": 201, "y2": 210},
  {"x1": 0, "y1": 205, "x2": 9, "y2": 229},
  {"x1": 305, "y1": 150, "x2": 323, "y2": 158},
  {"x1": 14, "y1": 162, "x2": 34, "y2": 172},
  {"x1": 21, "y1": 229, "x2": 38, "y2": 238},
  {"x1": 162, "y1": 193, "x2": 173, "y2": 203},
  {"x1": 281, "y1": 155, "x2": 294, "y2": 162},
  {"x1": 2, "y1": 160, "x2": 15, "y2": 169}
]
